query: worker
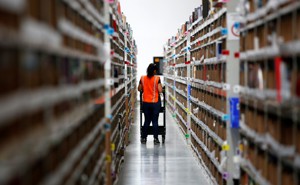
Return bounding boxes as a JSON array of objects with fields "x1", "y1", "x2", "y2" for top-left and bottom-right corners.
[{"x1": 138, "y1": 63, "x2": 163, "y2": 145}]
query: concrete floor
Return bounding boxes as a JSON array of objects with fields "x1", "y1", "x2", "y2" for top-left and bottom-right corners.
[{"x1": 117, "y1": 104, "x2": 212, "y2": 185}]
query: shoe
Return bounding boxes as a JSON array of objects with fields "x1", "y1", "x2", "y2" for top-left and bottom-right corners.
[
  {"x1": 154, "y1": 138, "x2": 160, "y2": 145},
  {"x1": 141, "y1": 138, "x2": 147, "y2": 144}
]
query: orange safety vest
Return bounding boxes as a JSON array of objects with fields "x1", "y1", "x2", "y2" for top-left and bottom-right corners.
[{"x1": 140, "y1": 75, "x2": 160, "y2": 103}]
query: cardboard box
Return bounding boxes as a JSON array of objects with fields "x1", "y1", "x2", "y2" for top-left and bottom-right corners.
[
  {"x1": 222, "y1": 121, "x2": 226, "y2": 140},
  {"x1": 279, "y1": 13, "x2": 293, "y2": 43},
  {"x1": 267, "y1": 70, "x2": 276, "y2": 90},
  {"x1": 257, "y1": 25, "x2": 267, "y2": 48},
  {"x1": 0, "y1": 8, "x2": 20, "y2": 29},
  {"x1": 28, "y1": 0, "x2": 41, "y2": 19},
  {"x1": 267, "y1": 113, "x2": 280, "y2": 142},
  {"x1": 20, "y1": 52, "x2": 42, "y2": 89},
  {"x1": 256, "y1": 110, "x2": 265, "y2": 134},
  {"x1": 280, "y1": 118, "x2": 293, "y2": 146},
  {"x1": 297, "y1": 10, "x2": 300, "y2": 39},
  {"x1": 249, "y1": 0, "x2": 256, "y2": 13},
  {"x1": 297, "y1": 124, "x2": 300, "y2": 154},
  {"x1": 281, "y1": 164, "x2": 294, "y2": 185},
  {"x1": 0, "y1": 48, "x2": 19, "y2": 97},
  {"x1": 240, "y1": 32, "x2": 246, "y2": 52},
  {"x1": 246, "y1": 29, "x2": 254, "y2": 50},
  {"x1": 248, "y1": 143, "x2": 256, "y2": 168},
  {"x1": 267, "y1": 20, "x2": 277, "y2": 44},
  {"x1": 258, "y1": 149, "x2": 267, "y2": 178},
  {"x1": 267, "y1": 154, "x2": 278, "y2": 185}
]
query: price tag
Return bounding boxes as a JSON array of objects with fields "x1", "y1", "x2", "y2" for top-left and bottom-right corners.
[
  {"x1": 233, "y1": 155, "x2": 241, "y2": 164},
  {"x1": 239, "y1": 144, "x2": 244, "y2": 152},
  {"x1": 222, "y1": 172, "x2": 230, "y2": 180},
  {"x1": 233, "y1": 85, "x2": 240, "y2": 94},
  {"x1": 104, "y1": 123, "x2": 111, "y2": 131},
  {"x1": 223, "y1": 84, "x2": 231, "y2": 91},
  {"x1": 222, "y1": 114, "x2": 230, "y2": 121},
  {"x1": 106, "y1": 79, "x2": 114, "y2": 86}
]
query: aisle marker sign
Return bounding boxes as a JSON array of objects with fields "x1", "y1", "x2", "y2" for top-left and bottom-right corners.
[
  {"x1": 229, "y1": 97, "x2": 240, "y2": 128},
  {"x1": 227, "y1": 13, "x2": 241, "y2": 40}
]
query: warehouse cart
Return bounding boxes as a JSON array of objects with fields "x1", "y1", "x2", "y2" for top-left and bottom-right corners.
[{"x1": 140, "y1": 90, "x2": 166, "y2": 143}]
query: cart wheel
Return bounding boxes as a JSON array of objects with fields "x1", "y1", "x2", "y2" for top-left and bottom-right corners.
[{"x1": 162, "y1": 136, "x2": 165, "y2": 144}]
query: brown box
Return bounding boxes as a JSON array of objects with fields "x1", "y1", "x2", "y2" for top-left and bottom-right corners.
[
  {"x1": 240, "y1": 32, "x2": 246, "y2": 52},
  {"x1": 279, "y1": 13, "x2": 293, "y2": 43},
  {"x1": 297, "y1": 124, "x2": 300, "y2": 154},
  {"x1": 258, "y1": 149, "x2": 267, "y2": 178},
  {"x1": 297, "y1": 10, "x2": 300, "y2": 39},
  {"x1": 267, "y1": 19, "x2": 277, "y2": 43},
  {"x1": 280, "y1": 118, "x2": 293, "y2": 146},
  {"x1": 257, "y1": 25, "x2": 267, "y2": 48},
  {"x1": 281, "y1": 164, "x2": 294, "y2": 185},
  {"x1": 221, "y1": 121, "x2": 226, "y2": 140},
  {"x1": 248, "y1": 0, "x2": 255, "y2": 13},
  {"x1": 267, "y1": 70, "x2": 276, "y2": 90},
  {"x1": 245, "y1": 108, "x2": 252, "y2": 129},
  {"x1": 248, "y1": 143, "x2": 256, "y2": 168},
  {"x1": 267, "y1": 155, "x2": 278, "y2": 185},
  {"x1": 0, "y1": 49, "x2": 19, "y2": 97},
  {"x1": 28, "y1": 0, "x2": 41, "y2": 19},
  {"x1": 267, "y1": 113, "x2": 280, "y2": 142},
  {"x1": 256, "y1": 110, "x2": 265, "y2": 134},
  {"x1": 221, "y1": 14, "x2": 226, "y2": 28},
  {"x1": 0, "y1": 8, "x2": 20, "y2": 29},
  {"x1": 20, "y1": 52, "x2": 42, "y2": 89},
  {"x1": 246, "y1": 29, "x2": 254, "y2": 50},
  {"x1": 41, "y1": 55, "x2": 59, "y2": 86}
]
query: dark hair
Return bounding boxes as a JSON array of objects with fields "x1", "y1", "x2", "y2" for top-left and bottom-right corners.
[{"x1": 147, "y1": 63, "x2": 157, "y2": 77}]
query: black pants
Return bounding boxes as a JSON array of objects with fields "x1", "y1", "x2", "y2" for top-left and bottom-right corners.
[{"x1": 142, "y1": 101, "x2": 161, "y2": 139}]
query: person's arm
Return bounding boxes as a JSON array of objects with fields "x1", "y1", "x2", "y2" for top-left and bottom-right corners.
[
  {"x1": 138, "y1": 79, "x2": 143, "y2": 92},
  {"x1": 157, "y1": 78, "x2": 163, "y2": 93}
]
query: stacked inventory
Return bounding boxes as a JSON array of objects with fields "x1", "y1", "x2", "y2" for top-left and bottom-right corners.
[
  {"x1": 164, "y1": 1, "x2": 240, "y2": 185},
  {"x1": 107, "y1": 2, "x2": 137, "y2": 183},
  {"x1": 239, "y1": 1, "x2": 300, "y2": 185},
  {"x1": 0, "y1": 0, "x2": 137, "y2": 185},
  {"x1": 189, "y1": 9, "x2": 228, "y2": 185},
  {"x1": 164, "y1": 0, "x2": 300, "y2": 185}
]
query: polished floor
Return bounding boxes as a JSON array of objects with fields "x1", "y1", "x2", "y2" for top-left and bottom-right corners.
[{"x1": 117, "y1": 104, "x2": 212, "y2": 185}]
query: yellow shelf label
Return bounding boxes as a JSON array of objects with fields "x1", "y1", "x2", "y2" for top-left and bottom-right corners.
[
  {"x1": 106, "y1": 155, "x2": 112, "y2": 163},
  {"x1": 111, "y1": 144, "x2": 116, "y2": 151},
  {"x1": 222, "y1": 144, "x2": 230, "y2": 151},
  {"x1": 239, "y1": 144, "x2": 243, "y2": 152}
]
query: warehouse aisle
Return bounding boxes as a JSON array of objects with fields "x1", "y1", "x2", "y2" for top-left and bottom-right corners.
[{"x1": 117, "y1": 104, "x2": 212, "y2": 185}]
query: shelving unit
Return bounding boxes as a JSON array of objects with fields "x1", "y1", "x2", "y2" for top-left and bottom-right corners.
[
  {"x1": 0, "y1": 0, "x2": 137, "y2": 185},
  {"x1": 164, "y1": 1, "x2": 241, "y2": 185},
  {"x1": 238, "y1": 1, "x2": 300, "y2": 185},
  {"x1": 164, "y1": 0, "x2": 300, "y2": 185}
]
